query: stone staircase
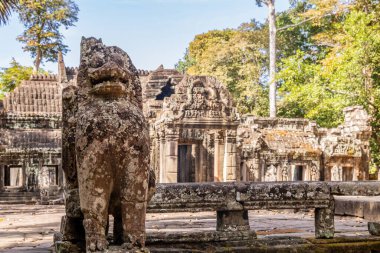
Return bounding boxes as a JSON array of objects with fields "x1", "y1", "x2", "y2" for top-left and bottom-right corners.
[
  {"x1": 0, "y1": 186, "x2": 64, "y2": 205},
  {"x1": 0, "y1": 190, "x2": 39, "y2": 204}
]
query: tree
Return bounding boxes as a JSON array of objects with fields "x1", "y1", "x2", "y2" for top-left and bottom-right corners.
[
  {"x1": 0, "y1": 59, "x2": 48, "y2": 99},
  {"x1": 176, "y1": 21, "x2": 269, "y2": 115},
  {"x1": 17, "y1": 0, "x2": 79, "y2": 72},
  {"x1": 255, "y1": 0, "x2": 277, "y2": 117},
  {"x1": 0, "y1": 59, "x2": 33, "y2": 99},
  {"x1": 175, "y1": 49, "x2": 195, "y2": 74},
  {"x1": 0, "y1": 0, "x2": 18, "y2": 25},
  {"x1": 277, "y1": 0, "x2": 380, "y2": 171}
]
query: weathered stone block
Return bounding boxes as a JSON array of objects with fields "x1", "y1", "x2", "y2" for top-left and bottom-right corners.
[
  {"x1": 368, "y1": 222, "x2": 380, "y2": 236},
  {"x1": 216, "y1": 210, "x2": 250, "y2": 232},
  {"x1": 315, "y1": 202, "x2": 335, "y2": 239},
  {"x1": 64, "y1": 188, "x2": 82, "y2": 218},
  {"x1": 55, "y1": 240, "x2": 83, "y2": 253},
  {"x1": 335, "y1": 196, "x2": 380, "y2": 221},
  {"x1": 60, "y1": 215, "x2": 85, "y2": 242}
]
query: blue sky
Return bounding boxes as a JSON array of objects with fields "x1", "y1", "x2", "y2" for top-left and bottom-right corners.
[{"x1": 0, "y1": 0, "x2": 290, "y2": 72}]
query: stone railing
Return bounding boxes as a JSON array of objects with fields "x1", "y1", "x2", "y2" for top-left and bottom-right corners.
[
  {"x1": 148, "y1": 181, "x2": 335, "y2": 241},
  {"x1": 147, "y1": 181, "x2": 380, "y2": 242},
  {"x1": 56, "y1": 181, "x2": 380, "y2": 252}
]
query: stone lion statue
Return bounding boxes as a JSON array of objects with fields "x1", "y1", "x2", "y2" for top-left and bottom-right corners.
[{"x1": 61, "y1": 37, "x2": 154, "y2": 253}]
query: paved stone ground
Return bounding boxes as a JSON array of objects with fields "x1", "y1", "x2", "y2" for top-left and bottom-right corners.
[{"x1": 0, "y1": 204, "x2": 370, "y2": 252}]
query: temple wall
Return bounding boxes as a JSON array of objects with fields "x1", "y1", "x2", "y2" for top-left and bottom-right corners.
[
  {"x1": 0, "y1": 62, "x2": 371, "y2": 191},
  {"x1": 0, "y1": 72, "x2": 65, "y2": 192}
]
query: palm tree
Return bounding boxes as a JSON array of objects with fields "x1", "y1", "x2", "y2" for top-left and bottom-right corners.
[{"x1": 0, "y1": 0, "x2": 18, "y2": 25}]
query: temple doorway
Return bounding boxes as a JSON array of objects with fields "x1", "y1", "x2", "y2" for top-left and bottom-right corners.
[
  {"x1": 342, "y1": 167, "x2": 354, "y2": 181},
  {"x1": 4, "y1": 166, "x2": 23, "y2": 187},
  {"x1": 293, "y1": 165, "x2": 304, "y2": 181},
  {"x1": 177, "y1": 145, "x2": 195, "y2": 182}
]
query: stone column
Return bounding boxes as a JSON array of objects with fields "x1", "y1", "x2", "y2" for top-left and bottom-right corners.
[
  {"x1": 22, "y1": 161, "x2": 28, "y2": 190},
  {"x1": 58, "y1": 163, "x2": 64, "y2": 187},
  {"x1": 214, "y1": 131, "x2": 224, "y2": 182},
  {"x1": 206, "y1": 134, "x2": 215, "y2": 182},
  {"x1": 159, "y1": 135, "x2": 166, "y2": 184},
  {"x1": 192, "y1": 143, "x2": 200, "y2": 182},
  {"x1": 199, "y1": 139, "x2": 208, "y2": 182},
  {"x1": 223, "y1": 130, "x2": 237, "y2": 182},
  {"x1": 0, "y1": 165, "x2": 4, "y2": 191},
  {"x1": 241, "y1": 162, "x2": 247, "y2": 182},
  {"x1": 163, "y1": 128, "x2": 179, "y2": 183},
  {"x1": 353, "y1": 159, "x2": 359, "y2": 181},
  {"x1": 315, "y1": 199, "x2": 335, "y2": 239}
]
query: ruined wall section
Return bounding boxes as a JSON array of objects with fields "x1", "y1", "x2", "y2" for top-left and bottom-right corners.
[
  {"x1": 319, "y1": 106, "x2": 371, "y2": 181},
  {"x1": 0, "y1": 74, "x2": 63, "y2": 192},
  {"x1": 238, "y1": 117, "x2": 322, "y2": 182},
  {"x1": 140, "y1": 65, "x2": 183, "y2": 122},
  {"x1": 238, "y1": 106, "x2": 371, "y2": 182},
  {"x1": 1, "y1": 75, "x2": 62, "y2": 116},
  {"x1": 153, "y1": 75, "x2": 239, "y2": 183}
]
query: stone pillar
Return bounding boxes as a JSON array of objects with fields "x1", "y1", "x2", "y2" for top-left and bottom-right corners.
[
  {"x1": 214, "y1": 131, "x2": 224, "y2": 182},
  {"x1": 193, "y1": 143, "x2": 200, "y2": 182},
  {"x1": 0, "y1": 165, "x2": 4, "y2": 191},
  {"x1": 353, "y1": 159, "x2": 359, "y2": 181},
  {"x1": 315, "y1": 200, "x2": 335, "y2": 239},
  {"x1": 58, "y1": 163, "x2": 64, "y2": 188},
  {"x1": 159, "y1": 135, "x2": 166, "y2": 183},
  {"x1": 199, "y1": 140, "x2": 208, "y2": 182},
  {"x1": 22, "y1": 161, "x2": 27, "y2": 190},
  {"x1": 223, "y1": 130, "x2": 237, "y2": 182},
  {"x1": 206, "y1": 134, "x2": 215, "y2": 182},
  {"x1": 216, "y1": 210, "x2": 250, "y2": 232},
  {"x1": 163, "y1": 129, "x2": 179, "y2": 183}
]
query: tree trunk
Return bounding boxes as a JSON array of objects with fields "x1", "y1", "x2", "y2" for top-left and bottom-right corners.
[
  {"x1": 268, "y1": 0, "x2": 277, "y2": 117},
  {"x1": 34, "y1": 48, "x2": 42, "y2": 73}
]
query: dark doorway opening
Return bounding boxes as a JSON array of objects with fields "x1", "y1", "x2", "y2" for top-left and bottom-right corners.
[
  {"x1": 294, "y1": 165, "x2": 304, "y2": 181},
  {"x1": 4, "y1": 166, "x2": 23, "y2": 187},
  {"x1": 342, "y1": 167, "x2": 354, "y2": 181},
  {"x1": 177, "y1": 145, "x2": 195, "y2": 182}
]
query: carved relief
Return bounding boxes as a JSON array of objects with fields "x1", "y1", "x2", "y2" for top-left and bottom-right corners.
[
  {"x1": 281, "y1": 164, "x2": 289, "y2": 181},
  {"x1": 161, "y1": 75, "x2": 237, "y2": 121},
  {"x1": 331, "y1": 165, "x2": 342, "y2": 181},
  {"x1": 310, "y1": 163, "x2": 320, "y2": 181},
  {"x1": 264, "y1": 164, "x2": 277, "y2": 182},
  {"x1": 325, "y1": 138, "x2": 361, "y2": 157},
  {"x1": 180, "y1": 128, "x2": 204, "y2": 141}
]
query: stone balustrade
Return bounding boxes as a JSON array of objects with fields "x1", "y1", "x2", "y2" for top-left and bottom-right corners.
[
  {"x1": 148, "y1": 181, "x2": 335, "y2": 240},
  {"x1": 56, "y1": 181, "x2": 380, "y2": 252},
  {"x1": 146, "y1": 181, "x2": 380, "y2": 242}
]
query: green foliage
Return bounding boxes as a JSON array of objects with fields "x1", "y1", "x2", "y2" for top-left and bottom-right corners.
[
  {"x1": 175, "y1": 49, "x2": 195, "y2": 74},
  {"x1": 176, "y1": 21, "x2": 269, "y2": 116},
  {"x1": 277, "y1": 0, "x2": 380, "y2": 170},
  {"x1": 17, "y1": 0, "x2": 79, "y2": 71},
  {"x1": 0, "y1": 59, "x2": 33, "y2": 94},
  {"x1": 0, "y1": 59, "x2": 48, "y2": 98}
]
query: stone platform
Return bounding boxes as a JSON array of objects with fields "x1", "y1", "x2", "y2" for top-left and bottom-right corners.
[
  {"x1": 2, "y1": 205, "x2": 380, "y2": 253},
  {"x1": 56, "y1": 237, "x2": 380, "y2": 253},
  {"x1": 335, "y1": 196, "x2": 380, "y2": 221}
]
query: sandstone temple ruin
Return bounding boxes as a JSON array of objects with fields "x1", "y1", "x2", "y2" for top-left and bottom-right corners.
[
  {"x1": 0, "y1": 59, "x2": 372, "y2": 195},
  {"x1": 140, "y1": 66, "x2": 372, "y2": 184}
]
